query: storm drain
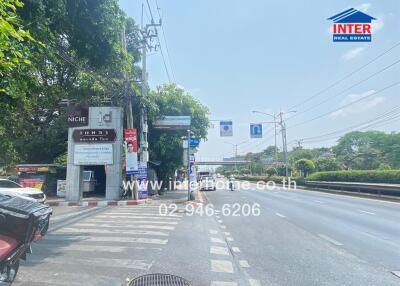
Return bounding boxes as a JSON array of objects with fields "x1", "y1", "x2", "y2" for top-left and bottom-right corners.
[{"x1": 129, "y1": 273, "x2": 191, "y2": 286}]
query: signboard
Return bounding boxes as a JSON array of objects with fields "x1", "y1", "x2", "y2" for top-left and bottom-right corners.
[
  {"x1": 190, "y1": 138, "x2": 200, "y2": 147},
  {"x1": 250, "y1": 123, "x2": 262, "y2": 138},
  {"x1": 67, "y1": 105, "x2": 88, "y2": 127},
  {"x1": 220, "y1": 121, "x2": 233, "y2": 136},
  {"x1": 74, "y1": 144, "x2": 113, "y2": 165},
  {"x1": 20, "y1": 177, "x2": 45, "y2": 190},
  {"x1": 72, "y1": 129, "x2": 116, "y2": 143},
  {"x1": 153, "y1": 116, "x2": 191, "y2": 130},
  {"x1": 124, "y1": 129, "x2": 138, "y2": 174},
  {"x1": 57, "y1": 180, "x2": 66, "y2": 198}
]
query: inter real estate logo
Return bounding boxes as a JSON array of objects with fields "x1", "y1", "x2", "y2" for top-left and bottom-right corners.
[{"x1": 328, "y1": 8, "x2": 376, "y2": 42}]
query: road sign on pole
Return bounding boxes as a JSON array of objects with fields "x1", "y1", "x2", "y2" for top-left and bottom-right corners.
[
  {"x1": 220, "y1": 121, "x2": 233, "y2": 136},
  {"x1": 250, "y1": 123, "x2": 262, "y2": 138}
]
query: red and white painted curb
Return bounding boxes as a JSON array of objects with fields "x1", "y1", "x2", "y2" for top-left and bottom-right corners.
[{"x1": 47, "y1": 199, "x2": 148, "y2": 207}]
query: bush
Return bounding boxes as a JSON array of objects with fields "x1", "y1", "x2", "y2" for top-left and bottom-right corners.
[{"x1": 306, "y1": 170, "x2": 400, "y2": 184}]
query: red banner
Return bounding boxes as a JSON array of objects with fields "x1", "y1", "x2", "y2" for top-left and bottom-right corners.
[{"x1": 124, "y1": 129, "x2": 138, "y2": 152}]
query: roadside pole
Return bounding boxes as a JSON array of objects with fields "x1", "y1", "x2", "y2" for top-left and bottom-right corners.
[{"x1": 187, "y1": 129, "x2": 191, "y2": 201}]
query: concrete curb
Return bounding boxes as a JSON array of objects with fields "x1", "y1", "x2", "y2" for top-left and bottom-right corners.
[{"x1": 47, "y1": 199, "x2": 149, "y2": 207}]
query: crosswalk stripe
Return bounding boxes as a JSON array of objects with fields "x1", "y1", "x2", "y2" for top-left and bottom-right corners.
[
  {"x1": 211, "y1": 260, "x2": 234, "y2": 273},
  {"x1": 105, "y1": 212, "x2": 182, "y2": 217},
  {"x1": 55, "y1": 228, "x2": 170, "y2": 236},
  {"x1": 33, "y1": 244, "x2": 162, "y2": 253},
  {"x1": 210, "y1": 246, "x2": 230, "y2": 256},
  {"x1": 74, "y1": 223, "x2": 175, "y2": 230},
  {"x1": 95, "y1": 215, "x2": 180, "y2": 220},
  {"x1": 28, "y1": 256, "x2": 153, "y2": 270},
  {"x1": 16, "y1": 269, "x2": 123, "y2": 286},
  {"x1": 82, "y1": 219, "x2": 178, "y2": 225},
  {"x1": 46, "y1": 235, "x2": 168, "y2": 245}
]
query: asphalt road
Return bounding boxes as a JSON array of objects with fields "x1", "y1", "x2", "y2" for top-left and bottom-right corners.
[{"x1": 11, "y1": 184, "x2": 400, "y2": 286}]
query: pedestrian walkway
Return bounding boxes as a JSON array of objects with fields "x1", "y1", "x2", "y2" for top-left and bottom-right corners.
[{"x1": 14, "y1": 205, "x2": 182, "y2": 286}]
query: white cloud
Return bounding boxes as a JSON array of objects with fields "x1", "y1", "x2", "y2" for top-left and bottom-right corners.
[
  {"x1": 341, "y1": 47, "x2": 365, "y2": 60},
  {"x1": 355, "y1": 3, "x2": 372, "y2": 12},
  {"x1": 330, "y1": 90, "x2": 384, "y2": 118},
  {"x1": 371, "y1": 17, "x2": 384, "y2": 33}
]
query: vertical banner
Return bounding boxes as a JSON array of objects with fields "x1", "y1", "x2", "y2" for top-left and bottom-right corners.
[
  {"x1": 137, "y1": 162, "x2": 148, "y2": 199},
  {"x1": 189, "y1": 155, "x2": 196, "y2": 191},
  {"x1": 124, "y1": 129, "x2": 138, "y2": 175},
  {"x1": 220, "y1": 121, "x2": 233, "y2": 136}
]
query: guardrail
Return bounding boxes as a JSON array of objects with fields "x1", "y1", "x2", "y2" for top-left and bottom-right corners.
[{"x1": 305, "y1": 181, "x2": 400, "y2": 198}]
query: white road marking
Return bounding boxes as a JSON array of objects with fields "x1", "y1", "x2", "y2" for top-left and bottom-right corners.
[
  {"x1": 217, "y1": 220, "x2": 223, "y2": 223},
  {"x1": 313, "y1": 200, "x2": 324, "y2": 204},
  {"x1": 275, "y1": 212, "x2": 286, "y2": 218},
  {"x1": 231, "y1": 247, "x2": 241, "y2": 253},
  {"x1": 96, "y1": 215, "x2": 180, "y2": 220},
  {"x1": 83, "y1": 220, "x2": 178, "y2": 225},
  {"x1": 226, "y1": 237, "x2": 234, "y2": 242},
  {"x1": 55, "y1": 228, "x2": 169, "y2": 236},
  {"x1": 239, "y1": 260, "x2": 250, "y2": 268},
  {"x1": 248, "y1": 279, "x2": 261, "y2": 286},
  {"x1": 318, "y1": 234, "x2": 343, "y2": 246},
  {"x1": 209, "y1": 229, "x2": 219, "y2": 235},
  {"x1": 29, "y1": 256, "x2": 153, "y2": 270},
  {"x1": 358, "y1": 209, "x2": 376, "y2": 215},
  {"x1": 211, "y1": 260, "x2": 234, "y2": 273},
  {"x1": 74, "y1": 223, "x2": 175, "y2": 230},
  {"x1": 211, "y1": 282, "x2": 237, "y2": 286},
  {"x1": 46, "y1": 235, "x2": 168, "y2": 245},
  {"x1": 106, "y1": 212, "x2": 182, "y2": 217},
  {"x1": 210, "y1": 246, "x2": 230, "y2": 256},
  {"x1": 38, "y1": 244, "x2": 162, "y2": 253},
  {"x1": 223, "y1": 232, "x2": 230, "y2": 236},
  {"x1": 391, "y1": 271, "x2": 400, "y2": 278},
  {"x1": 211, "y1": 237, "x2": 226, "y2": 244},
  {"x1": 15, "y1": 269, "x2": 122, "y2": 286},
  {"x1": 220, "y1": 225, "x2": 227, "y2": 229}
]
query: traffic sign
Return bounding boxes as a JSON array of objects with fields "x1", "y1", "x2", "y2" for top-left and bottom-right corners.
[
  {"x1": 220, "y1": 121, "x2": 233, "y2": 136},
  {"x1": 190, "y1": 138, "x2": 200, "y2": 147},
  {"x1": 250, "y1": 123, "x2": 262, "y2": 138}
]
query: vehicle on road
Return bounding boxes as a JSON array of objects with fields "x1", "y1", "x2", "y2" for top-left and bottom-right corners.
[
  {"x1": 0, "y1": 194, "x2": 52, "y2": 285},
  {"x1": 0, "y1": 179, "x2": 46, "y2": 204},
  {"x1": 228, "y1": 175, "x2": 235, "y2": 191},
  {"x1": 200, "y1": 176, "x2": 216, "y2": 191}
]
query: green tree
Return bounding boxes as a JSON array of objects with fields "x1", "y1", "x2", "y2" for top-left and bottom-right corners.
[
  {"x1": 315, "y1": 157, "x2": 342, "y2": 172},
  {"x1": 147, "y1": 84, "x2": 210, "y2": 185},
  {"x1": 295, "y1": 159, "x2": 315, "y2": 177}
]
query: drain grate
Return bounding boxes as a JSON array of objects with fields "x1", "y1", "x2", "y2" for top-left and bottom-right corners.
[{"x1": 129, "y1": 273, "x2": 191, "y2": 286}]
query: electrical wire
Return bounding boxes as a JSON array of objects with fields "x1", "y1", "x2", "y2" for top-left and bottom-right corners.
[
  {"x1": 287, "y1": 41, "x2": 400, "y2": 111},
  {"x1": 286, "y1": 58, "x2": 400, "y2": 121},
  {"x1": 287, "y1": 80, "x2": 400, "y2": 129}
]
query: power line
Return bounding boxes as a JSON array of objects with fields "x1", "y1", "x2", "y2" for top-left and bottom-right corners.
[
  {"x1": 287, "y1": 58, "x2": 400, "y2": 121},
  {"x1": 155, "y1": 0, "x2": 176, "y2": 82},
  {"x1": 301, "y1": 105, "x2": 400, "y2": 142},
  {"x1": 287, "y1": 80, "x2": 400, "y2": 129},
  {"x1": 287, "y1": 41, "x2": 400, "y2": 111}
]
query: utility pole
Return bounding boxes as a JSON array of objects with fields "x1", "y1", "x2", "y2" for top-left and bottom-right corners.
[
  {"x1": 272, "y1": 113, "x2": 278, "y2": 163},
  {"x1": 121, "y1": 27, "x2": 133, "y2": 129},
  {"x1": 278, "y1": 112, "x2": 289, "y2": 177},
  {"x1": 139, "y1": 13, "x2": 161, "y2": 164}
]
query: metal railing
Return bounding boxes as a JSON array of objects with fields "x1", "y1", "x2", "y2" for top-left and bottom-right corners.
[{"x1": 305, "y1": 181, "x2": 400, "y2": 198}]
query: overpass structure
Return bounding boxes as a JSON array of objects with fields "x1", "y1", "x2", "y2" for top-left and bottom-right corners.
[{"x1": 196, "y1": 160, "x2": 249, "y2": 166}]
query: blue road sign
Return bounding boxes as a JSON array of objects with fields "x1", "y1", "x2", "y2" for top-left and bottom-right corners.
[
  {"x1": 190, "y1": 138, "x2": 200, "y2": 147},
  {"x1": 250, "y1": 123, "x2": 262, "y2": 138}
]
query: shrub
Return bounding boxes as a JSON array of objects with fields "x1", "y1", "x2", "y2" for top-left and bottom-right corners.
[{"x1": 306, "y1": 170, "x2": 400, "y2": 184}]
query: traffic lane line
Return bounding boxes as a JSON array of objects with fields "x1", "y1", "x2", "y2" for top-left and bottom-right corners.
[
  {"x1": 275, "y1": 212, "x2": 286, "y2": 218},
  {"x1": 318, "y1": 234, "x2": 344, "y2": 246},
  {"x1": 358, "y1": 209, "x2": 376, "y2": 215}
]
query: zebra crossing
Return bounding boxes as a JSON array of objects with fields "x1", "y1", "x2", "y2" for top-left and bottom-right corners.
[{"x1": 14, "y1": 205, "x2": 182, "y2": 286}]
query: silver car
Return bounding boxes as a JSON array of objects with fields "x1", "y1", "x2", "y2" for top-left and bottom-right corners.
[{"x1": 0, "y1": 179, "x2": 46, "y2": 203}]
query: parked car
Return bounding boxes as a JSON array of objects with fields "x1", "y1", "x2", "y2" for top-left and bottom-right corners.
[
  {"x1": 0, "y1": 179, "x2": 46, "y2": 203},
  {"x1": 200, "y1": 176, "x2": 216, "y2": 191}
]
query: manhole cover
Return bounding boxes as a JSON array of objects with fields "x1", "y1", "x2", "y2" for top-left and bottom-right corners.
[{"x1": 129, "y1": 273, "x2": 191, "y2": 286}]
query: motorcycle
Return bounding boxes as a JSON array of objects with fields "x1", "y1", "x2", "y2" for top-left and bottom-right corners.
[{"x1": 0, "y1": 194, "x2": 52, "y2": 285}]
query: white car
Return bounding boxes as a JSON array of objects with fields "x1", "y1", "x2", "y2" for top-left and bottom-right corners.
[
  {"x1": 0, "y1": 179, "x2": 46, "y2": 203},
  {"x1": 200, "y1": 176, "x2": 216, "y2": 191}
]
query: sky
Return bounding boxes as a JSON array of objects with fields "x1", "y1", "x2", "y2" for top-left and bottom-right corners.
[{"x1": 119, "y1": 0, "x2": 400, "y2": 161}]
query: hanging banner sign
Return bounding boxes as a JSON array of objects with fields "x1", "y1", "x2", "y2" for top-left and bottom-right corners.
[
  {"x1": 153, "y1": 116, "x2": 191, "y2": 130},
  {"x1": 220, "y1": 121, "x2": 233, "y2": 137},
  {"x1": 124, "y1": 129, "x2": 139, "y2": 174}
]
